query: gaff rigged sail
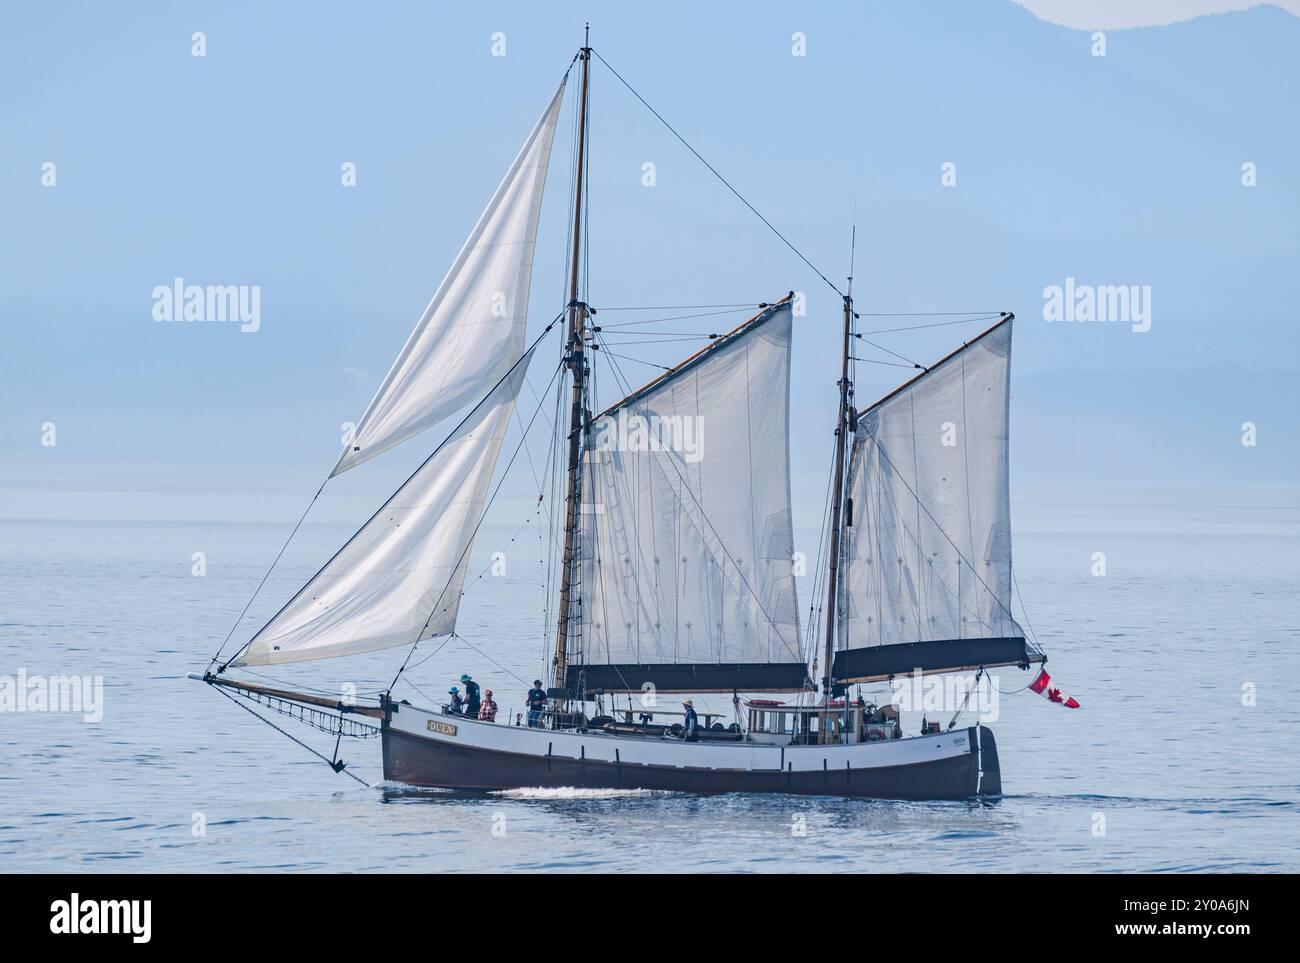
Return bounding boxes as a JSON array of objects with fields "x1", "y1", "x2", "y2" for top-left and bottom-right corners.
[
  {"x1": 833, "y1": 317, "x2": 1041, "y2": 682},
  {"x1": 565, "y1": 300, "x2": 807, "y2": 693}
]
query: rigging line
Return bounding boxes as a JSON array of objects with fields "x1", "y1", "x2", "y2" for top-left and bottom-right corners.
[
  {"x1": 219, "y1": 680, "x2": 382, "y2": 736},
  {"x1": 394, "y1": 671, "x2": 444, "y2": 707},
  {"x1": 466, "y1": 505, "x2": 545, "y2": 587},
  {"x1": 595, "y1": 329, "x2": 804, "y2": 665},
  {"x1": 392, "y1": 632, "x2": 456, "y2": 677},
  {"x1": 576, "y1": 339, "x2": 652, "y2": 688},
  {"x1": 850, "y1": 356, "x2": 917, "y2": 368},
  {"x1": 219, "y1": 320, "x2": 562, "y2": 675},
  {"x1": 541, "y1": 353, "x2": 567, "y2": 676},
  {"x1": 873, "y1": 466, "x2": 995, "y2": 635},
  {"x1": 521, "y1": 311, "x2": 570, "y2": 531},
  {"x1": 211, "y1": 684, "x2": 372, "y2": 788},
  {"x1": 859, "y1": 315, "x2": 1002, "y2": 335},
  {"x1": 991, "y1": 670, "x2": 1045, "y2": 696},
  {"x1": 388, "y1": 352, "x2": 566, "y2": 691},
  {"x1": 1013, "y1": 569, "x2": 1045, "y2": 656},
  {"x1": 590, "y1": 47, "x2": 844, "y2": 299},
  {"x1": 585, "y1": 92, "x2": 592, "y2": 304},
  {"x1": 207, "y1": 477, "x2": 327, "y2": 670},
  {"x1": 558, "y1": 75, "x2": 579, "y2": 310},
  {"x1": 856, "y1": 311, "x2": 1005, "y2": 318},
  {"x1": 601, "y1": 330, "x2": 732, "y2": 338},
  {"x1": 513, "y1": 404, "x2": 555, "y2": 533},
  {"x1": 946, "y1": 666, "x2": 985, "y2": 731},
  {"x1": 598, "y1": 307, "x2": 760, "y2": 328},
  {"x1": 513, "y1": 400, "x2": 548, "y2": 496},
  {"x1": 855, "y1": 335, "x2": 925, "y2": 369},
  {"x1": 587, "y1": 333, "x2": 644, "y2": 682},
  {"x1": 452, "y1": 631, "x2": 530, "y2": 687},
  {"x1": 595, "y1": 329, "x2": 687, "y2": 681},
  {"x1": 805, "y1": 423, "x2": 842, "y2": 671},
  {"x1": 642, "y1": 377, "x2": 806, "y2": 668},
  {"x1": 584, "y1": 338, "x2": 691, "y2": 691},
  {"x1": 597, "y1": 348, "x2": 672, "y2": 371},
  {"x1": 392, "y1": 363, "x2": 563, "y2": 691},
  {"x1": 589, "y1": 332, "x2": 675, "y2": 669},
  {"x1": 597, "y1": 302, "x2": 760, "y2": 312},
  {"x1": 863, "y1": 429, "x2": 1021, "y2": 627},
  {"x1": 515, "y1": 310, "x2": 569, "y2": 502},
  {"x1": 224, "y1": 666, "x2": 384, "y2": 699},
  {"x1": 599, "y1": 335, "x2": 715, "y2": 347},
  {"x1": 961, "y1": 351, "x2": 979, "y2": 638}
]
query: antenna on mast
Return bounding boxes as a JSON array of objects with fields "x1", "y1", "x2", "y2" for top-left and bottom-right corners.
[{"x1": 848, "y1": 220, "x2": 856, "y2": 297}]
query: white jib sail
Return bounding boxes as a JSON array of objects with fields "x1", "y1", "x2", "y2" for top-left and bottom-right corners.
[
  {"x1": 575, "y1": 302, "x2": 802, "y2": 667},
  {"x1": 235, "y1": 350, "x2": 535, "y2": 667},
  {"x1": 332, "y1": 81, "x2": 565, "y2": 475},
  {"x1": 837, "y1": 317, "x2": 1023, "y2": 649}
]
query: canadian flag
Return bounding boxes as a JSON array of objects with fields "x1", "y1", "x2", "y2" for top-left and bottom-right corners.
[{"x1": 1029, "y1": 669, "x2": 1080, "y2": 709}]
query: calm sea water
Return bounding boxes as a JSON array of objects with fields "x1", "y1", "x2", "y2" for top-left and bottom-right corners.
[{"x1": 3, "y1": 488, "x2": 1298, "y2": 873}]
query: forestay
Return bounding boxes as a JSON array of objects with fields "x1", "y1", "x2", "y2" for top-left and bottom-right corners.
[
  {"x1": 332, "y1": 82, "x2": 565, "y2": 475},
  {"x1": 567, "y1": 301, "x2": 806, "y2": 693},
  {"x1": 834, "y1": 317, "x2": 1037, "y2": 682},
  {"x1": 235, "y1": 350, "x2": 535, "y2": 666}
]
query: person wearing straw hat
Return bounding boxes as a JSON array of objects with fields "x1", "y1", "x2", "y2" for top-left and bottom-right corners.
[{"x1": 681, "y1": 700, "x2": 700, "y2": 742}]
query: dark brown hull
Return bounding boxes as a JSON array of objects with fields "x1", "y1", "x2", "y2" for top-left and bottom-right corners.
[{"x1": 382, "y1": 723, "x2": 1001, "y2": 801}]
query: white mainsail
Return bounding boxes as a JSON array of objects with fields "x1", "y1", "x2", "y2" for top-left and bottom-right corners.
[
  {"x1": 234, "y1": 350, "x2": 535, "y2": 666},
  {"x1": 837, "y1": 318, "x2": 1023, "y2": 656},
  {"x1": 332, "y1": 82, "x2": 566, "y2": 475},
  {"x1": 573, "y1": 302, "x2": 802, "y2": 675}
]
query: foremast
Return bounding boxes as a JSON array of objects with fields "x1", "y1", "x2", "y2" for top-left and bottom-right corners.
[{"x1": 553, "y1": 31, "x2": 592, "y2": 706}]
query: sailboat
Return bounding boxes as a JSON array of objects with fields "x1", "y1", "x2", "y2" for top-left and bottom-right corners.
[{"x1": 193, "y1": 35, "x2": 1055, "y2": 800}]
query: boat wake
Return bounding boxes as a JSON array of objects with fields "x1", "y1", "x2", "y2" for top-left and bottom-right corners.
[{"x1": 491, "y1": 786, "x2": 677, "y2": 800}]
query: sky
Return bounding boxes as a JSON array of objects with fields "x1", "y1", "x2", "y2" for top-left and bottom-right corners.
[{"x1": 2, "y1": 0, "x2": 1297, "y2": 528}]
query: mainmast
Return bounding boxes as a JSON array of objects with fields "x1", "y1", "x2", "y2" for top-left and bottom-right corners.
[
  {"x1": 822, "y1": 258, "x2": 855, "y2": 700},
  {"x1": 553, "y1": 28, "x2": 592, "y2": 702}
]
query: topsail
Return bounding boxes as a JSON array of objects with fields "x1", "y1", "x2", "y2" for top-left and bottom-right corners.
[
  {"x1": 833, "y1": 317, "x2": 1041, "y2": 682},
  {"x1": 332, "y1": 82, "x2": 565, "y2": 475}
]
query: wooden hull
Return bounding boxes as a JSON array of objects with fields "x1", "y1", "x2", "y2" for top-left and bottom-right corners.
[{"x1": 381, "y1": 701, "x2": 1001, "y2": 801}]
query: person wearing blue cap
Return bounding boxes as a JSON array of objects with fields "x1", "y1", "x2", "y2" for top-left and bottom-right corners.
[
  {"x1": 446, "y1": 686, "x2": 465, "y2": 715},
  {"x1": 459, "y1": 674, "x2": 481, "y2": 718}
]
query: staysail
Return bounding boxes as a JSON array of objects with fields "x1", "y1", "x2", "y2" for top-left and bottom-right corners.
[
  {"x1": 332, "y1": 82, "x2": 566, "y2": 475},
  {"x1": 833, "y1": 316, "x2": 1041, "y2": 682},
  {"x1": 233, "y1": 350, "x2": 535, "y2": 666},
  {"x1": 564, "y1": 299, "x2": 806, "y2": 693}
]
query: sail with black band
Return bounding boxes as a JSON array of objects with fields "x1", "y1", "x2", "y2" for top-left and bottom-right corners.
[
  {"x1": 562, "y1": 298, "x2": 808, "y2": 694},
  {"x1": 832, "y1": 316, "x2": 1045, "y2": 683}
]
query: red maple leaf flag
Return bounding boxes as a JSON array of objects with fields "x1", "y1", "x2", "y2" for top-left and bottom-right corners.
[{"x1": 1029, "y1": 669, "x2": 1080, "y2": 709}]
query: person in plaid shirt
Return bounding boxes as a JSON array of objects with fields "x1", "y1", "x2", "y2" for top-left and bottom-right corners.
[{"x1": 478, "y1": 689, "x2": 498, "y2": 722}]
